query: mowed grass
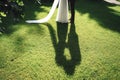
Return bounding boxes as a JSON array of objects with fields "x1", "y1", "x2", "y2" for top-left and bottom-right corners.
[{"x1": 0, "y1": 0, "x2": 120, "y2": 80}]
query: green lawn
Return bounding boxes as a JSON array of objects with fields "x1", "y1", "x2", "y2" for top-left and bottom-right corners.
[{"x1": 0, "y1": 0, "x2": 120, "y2": 80}]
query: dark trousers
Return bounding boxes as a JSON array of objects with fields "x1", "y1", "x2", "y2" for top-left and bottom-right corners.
[{"x1": 69, "y1": 0, "x2": 76, "y2": 23}]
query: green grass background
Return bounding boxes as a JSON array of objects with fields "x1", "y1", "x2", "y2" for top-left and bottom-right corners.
[{"x1": 0, "y1": 0, "x2": 120, "y2": 80}]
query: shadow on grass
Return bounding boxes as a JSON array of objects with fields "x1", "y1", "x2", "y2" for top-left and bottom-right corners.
[
  {"x1": 76, "y1": 0, "x2": 120, "y2": 33},
  {"x1": 23, "y1": 0, "x2": 50, "y2": 20},
  {"x1": 0, "y1": 1, "x2": 51, "y2": 35},
  {"x1": 46, "y1": 23, "x2": 81, "y2": 75}
]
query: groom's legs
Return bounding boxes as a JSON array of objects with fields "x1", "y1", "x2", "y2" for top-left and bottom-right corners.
[{"x1": 69, "y1": 0, "x2": 76, "y2": 23}]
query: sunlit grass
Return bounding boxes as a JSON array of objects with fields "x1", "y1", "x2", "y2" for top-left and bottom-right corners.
[{"x1": 0, "y1": 0, "x2": 120, "y2": 80}]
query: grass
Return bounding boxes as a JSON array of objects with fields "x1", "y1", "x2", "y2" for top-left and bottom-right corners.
[{"x1": 0, "y1": 0, "x2": 120, "y2": 80}]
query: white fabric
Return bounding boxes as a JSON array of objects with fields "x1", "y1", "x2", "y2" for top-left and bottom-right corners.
[
  {"x1": 26, "y1": 0, "x2": 59, "y2": 23},
  {"x1": 104, "y1": 0, "x2": 120, "y2": 5},
  {"x1": 56, "y1": 0, "x2": 68, "y2": 23},
  {"x1": 26, "y1": 0, "x2": 68, "y2": 23}
]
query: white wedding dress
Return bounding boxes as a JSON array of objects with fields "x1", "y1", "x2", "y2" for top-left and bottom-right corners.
[
  {"x1": 26, "y1": 0, "x2": 68, "y2": 23},
  {"x1": 56, "y1": 0, "x2": 68, "y2": 23}
]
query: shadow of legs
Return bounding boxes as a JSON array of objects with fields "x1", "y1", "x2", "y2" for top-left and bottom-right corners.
[
  {"x1": 45, "y1": 23, "x2": 81, "y2": 75},
  {"x1": 56, "y1": 23, "x2": 81, "y2": 75},
  {"x1": 55, "y1": 22, "x2": 68, "y2": 66}
]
